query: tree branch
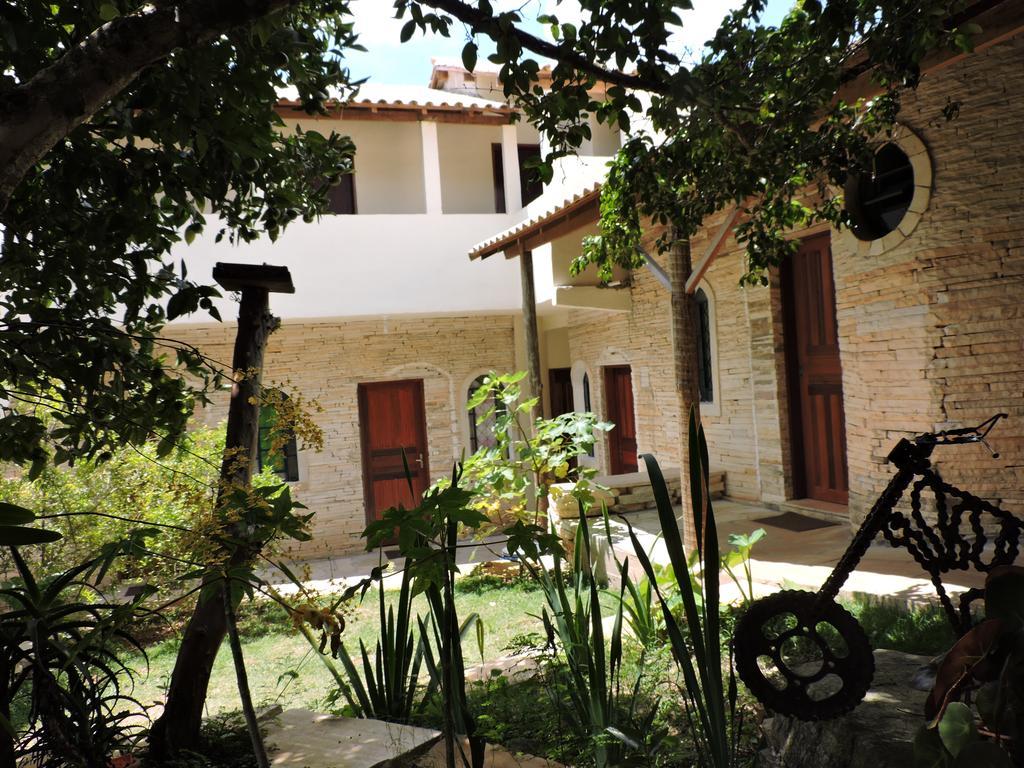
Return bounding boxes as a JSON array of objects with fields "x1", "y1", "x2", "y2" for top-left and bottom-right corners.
[
  {"x1": 416, "y1": 0, "x2": 674, "y2": 97},
  {"x1": 0, "y1": 0, "x2": 305, "y2": 213}
]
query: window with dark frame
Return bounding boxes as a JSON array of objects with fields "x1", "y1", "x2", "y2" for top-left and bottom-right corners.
[
  {"x1": 491, "y1": 143, "x2": 544, "y2": 213},
  {"x1": 257, "y1": 394, "x2": 300, "y2": 482},
  {"x1": 325, "y1": 172, "x2": 356, "y2": 215},
  {"x1": 695, "y1": 288, "x2": 714, "y2": 404}
]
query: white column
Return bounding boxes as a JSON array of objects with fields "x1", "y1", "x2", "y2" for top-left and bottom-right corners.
[
  {"x1": 500, "y1": 123, "x2": 523, "y2": 213},
  {"x1": 420, "y1": 120, "x2": 443, "y2": 214}
]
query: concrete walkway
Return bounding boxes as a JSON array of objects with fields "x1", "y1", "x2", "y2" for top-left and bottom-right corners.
[
  {"x1": 608, "y1": 498, "x2": 992, "y2": 607},
  {"x1": 266, "y1": 497, "x2": 1009, "y2": 610}
]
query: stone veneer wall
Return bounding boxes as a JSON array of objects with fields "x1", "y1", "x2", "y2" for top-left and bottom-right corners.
[
  {"x1": 829, "y1": 33, "x2": 1024, "y2": 524},
  {"x1": 565, "y1": 32, "x2": 1024, "y2": 528},
  {"x1": 563, "y1": 224, "x2": 785, "y2": 503},
  {"x1": 169, "y1": 35, "x2": 1023, "y2": 555},
  {"x1": 171, "y1": 314, "x2": 517, "y2": 556}
]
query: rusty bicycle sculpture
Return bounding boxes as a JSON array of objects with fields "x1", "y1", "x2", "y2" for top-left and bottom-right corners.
[{"x1": 733, "y1": 413, "x2": 1021, "y2": 721}]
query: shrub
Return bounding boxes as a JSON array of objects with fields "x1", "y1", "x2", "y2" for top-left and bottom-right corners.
[{"x1": 0, "y1": 424, "x2": 279, "y2": 585}]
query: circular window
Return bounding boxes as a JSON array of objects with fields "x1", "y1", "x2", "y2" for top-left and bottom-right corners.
[{"x1": 845, "y1": 142, "x2": 915, "y2": 241}]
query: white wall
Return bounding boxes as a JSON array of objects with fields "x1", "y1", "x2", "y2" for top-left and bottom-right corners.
[
  {"x1": 589, "y1": 116, "x2": 621, "y2": 156},
  {"x1": 171, "y1": 212, "x2": 524, "y2": 320},
  {"x1": 437, "y1": 123, "x2": 503, "y2": 214},
  {"x1": 280, "y1": 117, "x2": 426, "y2": 214}
]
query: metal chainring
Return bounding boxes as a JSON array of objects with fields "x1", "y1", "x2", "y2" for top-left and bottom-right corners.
[{"x1": 733, "y1": 590, "x2": 875, "y2": 721}]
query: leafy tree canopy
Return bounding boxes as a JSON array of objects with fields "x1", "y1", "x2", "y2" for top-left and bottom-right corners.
[
  {"x1": 0, "y1": 0, "x2": 359, "y2": 470},
  {"x1": 405, "y1": 0, "x2": 978, "y2": 281}
]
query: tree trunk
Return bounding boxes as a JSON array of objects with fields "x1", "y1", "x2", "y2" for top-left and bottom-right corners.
[
  {"x1": 148, "y1": 287, "x2": 274, "y2": 759},
  {"x1": 0, "y1": 665, "x2": 14, "y2": 768},
  {"x1": 519, "y1": 249, "x2": 543, "y2": 417},
  {"x1": 669, "y1": 230, "x2": 702, "y2": 552}
]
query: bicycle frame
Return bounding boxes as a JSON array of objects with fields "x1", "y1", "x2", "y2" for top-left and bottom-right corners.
[{"x1": 815, "y1": 412, "x2": 1017, "y2": 634}]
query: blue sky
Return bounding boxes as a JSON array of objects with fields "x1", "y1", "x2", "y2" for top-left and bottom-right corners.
[{"x1": 343, "y1": 0, "x2": 796, "y2": 86}]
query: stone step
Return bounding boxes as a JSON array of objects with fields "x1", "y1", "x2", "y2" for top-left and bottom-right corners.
[
  {"x1": 411, "y1": 737, "x2": 565, "y2": 767},
  {"x1": 265, "y1": 708, "x2": 440, "y2": 767},
  {"x1": 548, "y1": 467, "x2": 726, "y2": 521}
]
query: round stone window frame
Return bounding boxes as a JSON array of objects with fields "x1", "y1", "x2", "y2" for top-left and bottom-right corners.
[{"x1": 838, "y1": 124, "x2": 933, "y2": 258}]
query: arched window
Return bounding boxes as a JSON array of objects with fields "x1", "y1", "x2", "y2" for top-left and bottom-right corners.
[
  {"x1": 695, "y1": 288, "x2": 714, "y2": 404},
  {"x1": 258, "y1": 392, "x2": 299, "y2": 482},
  {"x1": 468, "y1": 375, "x2": 503, "y2": 453}
]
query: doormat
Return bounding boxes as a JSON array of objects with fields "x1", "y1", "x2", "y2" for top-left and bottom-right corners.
[
  {"x1": 753, "y1": 511, "x2": 840, "y2": 532},
  {"x1": 384, "y1": 549, "x2": 402, "y2": 559}
]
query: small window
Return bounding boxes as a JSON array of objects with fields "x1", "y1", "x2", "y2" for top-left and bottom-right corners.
[
  {"x1": 325, "y1": 173, "x2": 356, "y2": 215},
  {"x1": 468, "y1": 375, "x2": 504, "y2": 453},
  {"x1": 695, "y1": 288, "x2": 714, "y2": 404},
  {"x1": 258, "y1": 394, "x2": 299, "y2": 482},
  {"x1": 491, "y1": 143, "x2": 544, "y2": 213},
  {"x1": 845, "y1": 142, "x2": 913, "y2": 241}
]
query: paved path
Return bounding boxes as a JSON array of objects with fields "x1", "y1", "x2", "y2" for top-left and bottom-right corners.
[
  {"x1": 608, "y1": 499, "x2": 992, "y2": 606},
  {"x1": 266, "y1": 498, "x2": 1011, "y2": 609}
]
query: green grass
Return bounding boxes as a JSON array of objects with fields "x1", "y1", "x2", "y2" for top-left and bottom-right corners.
[
  {"x1": 841, "y1": 594, "x2": 957, "y2": 657},
  {"x1": 130, "y1": 577, "x2": 549, "y2": 716}
]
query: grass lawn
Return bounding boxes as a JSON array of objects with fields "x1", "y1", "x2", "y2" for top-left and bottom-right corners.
[{"x1": 132, "y1": 575, "x2": 550, "y2": 717}]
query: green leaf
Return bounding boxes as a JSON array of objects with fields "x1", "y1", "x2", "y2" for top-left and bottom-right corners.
[
  {"x1": 0, "y1": 525, "x2": 62, "y2": 546},
  {"x1": 938, "y1": 702, "x2": 977, "y2": 758},
  {"x1": 984, "y1": 567, "x2": 1024, "y2": 631},
  {"x1": 913, "y1": 726, "x2": 950, "y2": 768},
  {"x1": 400, "y1": 20, "x2": 416, "y2": 43},
  {"x1": 953, "y1": 741, "x2": 1013, "y2": 768},
  {"x1": 0, "y1": 502, "x2": 35, "y2": 526},
  {"x1": 461, "y1": 42, "x2": 478, "y2": 72},
  {"x1": 98, "y1": 3, "x2": 118, "y2": 21}
]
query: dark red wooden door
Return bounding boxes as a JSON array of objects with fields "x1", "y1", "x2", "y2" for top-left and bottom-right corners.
[
  {"x1": 604, "y1": 365, "x2": 638, "y2": 475},
  {"x1": 549, "y1": 368, "x2": 574, "y2": 417},
  {"x1": 781, "y1": 235, "x2": 849, "y2": 505},
  {"x1": 358, "y1": 379, "x2": 430, "y2": 524}
]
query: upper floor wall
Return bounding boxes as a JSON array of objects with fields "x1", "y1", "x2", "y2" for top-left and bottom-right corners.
[{"x1": 275, "y1": 83, "x2": 620, "y2": 218}]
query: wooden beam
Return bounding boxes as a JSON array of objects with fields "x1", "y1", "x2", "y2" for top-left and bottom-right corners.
[
  {"x1": 520, "y1": 250, "x2": 543, "y2": 416},
  {"x1": 519, "y1": 194, "x2": 601, "y2": 254},
  {"x1": 836, "y1": 0, "x2": 1024, "y2": 105},
  {"x1": 213, "y1": 262, "x2": 295, "y2": 294},
  {"x1": 471, "y1": 187, "x2": 601, "y2": 260},
  {"x1": 686, "y1": 206, "x2": 740, "y2": 294},
  {"x1": 274, "y1": 104, "x2": 513, "y2": 126}
]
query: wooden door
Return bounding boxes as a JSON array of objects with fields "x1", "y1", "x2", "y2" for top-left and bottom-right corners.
[
  {"x1": 549, "y1": 368, "x2": 574, "y2": 417},
  {"x1": 549, "y1": 367, "x2": 576, "y2": 470},
  {"x1": 358, "y1": 379, "x2": 430, "y2": 525},
  {"x1": 604, "y1": 365, "x2": 638, "y2": 475},
  {"x1": 781, "y1": 234, "x2": 849, "y2": 505}
]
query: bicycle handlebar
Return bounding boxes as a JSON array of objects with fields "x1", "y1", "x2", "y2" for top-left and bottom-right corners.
[{"x1": 913, "y1": 413, "x2": 1008, "y2": 455}]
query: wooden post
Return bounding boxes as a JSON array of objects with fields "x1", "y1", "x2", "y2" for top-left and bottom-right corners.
[
  {"x1": 520, "y1": 249, "x2": 543, "y2": 416},
  {"x1": 149, "y1": 263, "x2": 293, "y2": 759},
  {"x1": 669, "y1": 232, "x2": 702, "y2": 553}
]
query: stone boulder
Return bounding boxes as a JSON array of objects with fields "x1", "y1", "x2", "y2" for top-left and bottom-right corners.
[{"x1": 757, "y1": 649, "x2": 930, "y2": 768}]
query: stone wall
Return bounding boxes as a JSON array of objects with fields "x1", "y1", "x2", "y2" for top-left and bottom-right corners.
[
  {"x1": 170, "y1": 313, "x2": 517, "y2": 557},
  {"x1": 563, "y1": 32, "x2": 1024, "y2": 529},
  {"x1": 831, "y1": 33, "x2": 1024, "y2": 524},
  {"x1": 561, "y1": 221, "x2": 786, "y2": 503}
]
